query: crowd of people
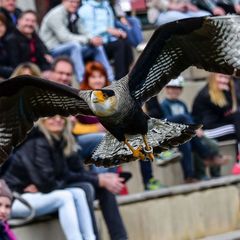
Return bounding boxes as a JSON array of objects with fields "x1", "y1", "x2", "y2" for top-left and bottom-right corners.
[
  {"x1": 0, "y1": 0, "x2": 240, "y2": 239},
  {"x1": 0, "y1": 0, "x2": 146, "y2": 82},
  {"x1": 147, "y1": 0, "x2": 240, "y2": 25}
]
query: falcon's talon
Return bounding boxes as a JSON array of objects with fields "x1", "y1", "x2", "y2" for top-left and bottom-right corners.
[
  {"x1": 124, "y1": 139, "x2": 146, "y2": 160},
  {"x1": 132, "y1": 147, "x2": 146, "y2": 160}
]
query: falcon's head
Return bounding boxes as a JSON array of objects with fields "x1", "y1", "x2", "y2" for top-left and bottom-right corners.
[{"x1": 90, "y1": 89, "x2": 117, "y2": 117}]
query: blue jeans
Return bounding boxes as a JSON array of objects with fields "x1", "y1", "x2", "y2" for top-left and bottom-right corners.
[
  {"x1": 76, "y1": 133, "x2": 117, "y2": 173},
  {"x1": 72, "y1": 182, "x2": 127, "y2": 240},
  {"x1": 50, "y1": 42, "x2": 114, "y2": 82},
  {"x1": 115, "y1": 16, "x2": 143, "y2": 47},
  {"x1": 76, "y1": 133, "x2": 105, "y2": 159},
  {"x1": 156, "y1": 10, "x2": 210, "y2": 26},
  {"x1": 11, "y1": 188, "x2": 95, "y2": 240},
  {"x1": 167, "y1": 114, "x2": 195, "y2": 178}
]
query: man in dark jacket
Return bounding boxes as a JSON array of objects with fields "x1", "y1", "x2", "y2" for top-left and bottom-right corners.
[
  {"x1": 5, "y1": 10, "x2": 52, "y2": 73},
  {"x1": 0, "y1": 0, "x2": 21, "y2": 32},
  {"x1": 48, "y1": 56, "x2": 128, "y2": 240}
]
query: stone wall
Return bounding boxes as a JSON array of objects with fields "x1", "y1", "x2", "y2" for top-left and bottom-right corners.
[{"x1": 13, "y1": 176, "x2": 240, "y2": 240}]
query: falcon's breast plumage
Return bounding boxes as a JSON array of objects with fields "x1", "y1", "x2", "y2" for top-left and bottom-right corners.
[{"x1": 1, "y1": 15, "x2": 240, "y2": 166}]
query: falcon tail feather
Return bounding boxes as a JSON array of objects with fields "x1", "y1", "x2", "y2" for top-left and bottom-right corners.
[{"x1": 87, "y1": 118, "x2": 201, "y2": 167}]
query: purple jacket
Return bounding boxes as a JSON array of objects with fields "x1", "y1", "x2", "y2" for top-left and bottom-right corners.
[{"x1": 1, "y1": 221, "x2": 17, "y2": 240}]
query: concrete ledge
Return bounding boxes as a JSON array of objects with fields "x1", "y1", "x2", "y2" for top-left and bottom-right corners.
[
  {"x1": 110, "y1": 175, "x2": 240, "y2": 207},
  {"x1": 99, "y1": 185, "x2": 240, "y2": 240},
  {"x1": 198, "y1": 230, "x2": 240, "y2": 240},
  {"x1": 218, "y1": 139, "x2": 237, "y2": 147},
  {"x1": 13, "y1": 176, "x2": 240, "y2": 240}
]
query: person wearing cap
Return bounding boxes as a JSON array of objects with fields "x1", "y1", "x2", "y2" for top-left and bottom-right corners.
[
  {"x1": 161, "y1": 76, "x2": 230, "y2": 180},
  {"x1": 0, "y1": 179, "x2": 17, "y2": 240}
]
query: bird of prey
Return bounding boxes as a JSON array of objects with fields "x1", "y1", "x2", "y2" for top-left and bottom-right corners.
[{"x1": 1, "y1": 15, "x2": 240, "y2": 167}]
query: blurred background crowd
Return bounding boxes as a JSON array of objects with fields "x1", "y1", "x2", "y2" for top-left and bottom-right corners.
[{"x1": 0, "y1": 0, "x2": 240, "y2": 240}]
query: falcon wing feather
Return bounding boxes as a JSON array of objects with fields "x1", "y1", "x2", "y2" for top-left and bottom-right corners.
[
  {"x1": 128, "y1": 16, "x2": 240, "y2": 104},
  {"x1": 0, "y1": 75, "x2": 93, "y2": 164}
]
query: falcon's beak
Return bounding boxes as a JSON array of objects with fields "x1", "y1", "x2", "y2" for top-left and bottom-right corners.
[{"x1": 93, "y1": 91, "x2": 105, "y2": 103}]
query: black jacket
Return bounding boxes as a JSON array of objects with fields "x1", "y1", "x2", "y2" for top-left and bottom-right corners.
[
  {"x1": 145, "y1": 96, "x2": 165, "y2": 119},
  {"x1": 5, "y1": 29, "x2": 51, "y2": 71},
  {"x1": 192, "y1": 84, "x2": 234, "y2": 129},
  {"x1": 2, "y1": 128, "x2": 99, "y2": 194},
  {"x1": 0, "y1": 7, "x2": 21, "y2": 33},
  {"x1": 0, "y1": 37, "x2": 13, "y2": 78}
]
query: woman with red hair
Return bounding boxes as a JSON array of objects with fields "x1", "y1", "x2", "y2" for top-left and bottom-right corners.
[
  {"x1": 80, "y1": 61, "x2": 110, "y2": 91},
  {"x1": 73, "y1": 61, "x2": 114, "y2": 172}
]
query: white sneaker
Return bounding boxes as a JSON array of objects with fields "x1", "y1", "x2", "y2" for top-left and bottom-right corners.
[{"x1": 136, "y1": 42, "x2": 147, "y2": 52}]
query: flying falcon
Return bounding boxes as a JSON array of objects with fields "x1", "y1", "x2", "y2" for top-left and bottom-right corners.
[{"x1": 1, "y1": 15, "x2": 240, "y2": 167}]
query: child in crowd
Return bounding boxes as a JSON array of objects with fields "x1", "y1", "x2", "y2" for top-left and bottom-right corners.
[
  {"x1": 162, "y1": 76, "x2": 230, "y2": 179},
  {"x1": 0, "y1": 179, "x2": 16, "y2": 240}
]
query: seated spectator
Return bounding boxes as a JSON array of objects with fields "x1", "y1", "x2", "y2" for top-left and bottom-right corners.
[
  {"x1": 192, "y1": 0, "x2": 226, "y2": 15},
  {"x1": 73, "y1": 61, "x2": 118, "y2": 173},
  {"x1": 79, "y1": 0, "x2": 133, "y2": 80},
  {"x1": 195, "y1": 0, "x2": 240, "y2": 14},
  {"x1": 73, "y1": 61, "x2": 107, "y2": 161},
  {"x1": 10, "y1": 62, "x2": 41, "y2": 77},
  {"x1": 192, "y1": 73, "x2": 240, "y2": 161},
  {"x1": 162, "y1": 77, "x2": 229, "y2": 177},
  {"x1": 112, "y1": 0, "x2": 146, "y2": 51},
  {"x1": 3, "y1": 117, "x2": 96, "y2": 240},
  {"x1": 146, "y1": 77, "x2": 229, "y2": 182},
  {"x1": 49, "y1": 56, "x2": 75, "y2": 86},
  {"x1": 0, "y1": 13, "x2": 14, "y2": 79},
  {"x1": 39, "y1": 0, "x2": 114, "y2": 83},
  {"x1": 147, "y1": 0, "x2": 210, "y2": 26},
  {"x1": 0, "y1": 61, "x2": 96, "y2": 240},
  {"x1": 0, "y1": 179, "x2": 17, "y2": 240},
  {"x1": 6, "y1": 10, "x2": 52, "y2": 75},
  {"x1": 49, "y1": 56, "x2": 128, "y2": 240},
  {"x1": 217, "y1": 0, "x2": 240, "y2": 13},
  {"x1": 0, "y1": 0, "x2": 21, "y2": 32}
]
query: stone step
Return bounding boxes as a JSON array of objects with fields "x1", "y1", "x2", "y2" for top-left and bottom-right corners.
[
  {"x1": 13, "y1": 176, "x2": 240, "y2": 240},
  {"x1": 198, "y1": 230, "x2": 240, "y2": 240},
  {"x1": 123, "y1": 139, "x2": 237, "y2": 193}
]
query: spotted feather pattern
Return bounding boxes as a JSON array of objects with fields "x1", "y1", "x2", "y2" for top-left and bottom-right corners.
[
  {"x1": 128, "y1": 16, "x2": 240, "y2": 104},
  {"x1": 89, "y1": 118, "x2": 200, "y2": 167}
]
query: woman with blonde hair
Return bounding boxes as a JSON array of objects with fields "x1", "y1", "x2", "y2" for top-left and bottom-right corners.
[
  {"x1": 2, "y1": 115, "x2": 96, "y2": 240},
  {"x1": 192, "y1": 73, "x2": 240, "y2": 161},
  {"x1": 11, "y1": 62, "x2": 41, "y2": 78}
]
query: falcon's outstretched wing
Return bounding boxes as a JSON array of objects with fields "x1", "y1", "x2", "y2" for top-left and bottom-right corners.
[
  {"x1": 0, "y1": 75, "x2": 93, "y2": 164},
  {"x1": 128, "y1": 16, "x2": 240, "y2": 104}
]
